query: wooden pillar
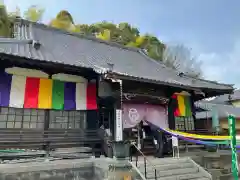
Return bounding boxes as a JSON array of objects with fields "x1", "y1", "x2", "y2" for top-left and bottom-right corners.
[
  {"x1": 212, "y1": 105, "x2": 220, "y2": 134},
  {"x1": 43, "y1": 74, "x2": 51, "y2": 153}
]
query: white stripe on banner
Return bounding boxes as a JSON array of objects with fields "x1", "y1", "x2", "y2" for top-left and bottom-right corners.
[
  {"x1": 76, "y1": 82, "x2": 87, "y2": 110},
  {"x1": 9, "y1": 75, "x2": 26, "y2": 108}
]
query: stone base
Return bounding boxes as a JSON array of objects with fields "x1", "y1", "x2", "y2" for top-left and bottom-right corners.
[
  {"x1": 0, "y1": 157, "x2": 143, "y2": 180},
  {"x1": 0, "y1": 159, "x2": 104, "y2": 180}
]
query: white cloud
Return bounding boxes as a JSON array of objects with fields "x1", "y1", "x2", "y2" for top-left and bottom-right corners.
[{"x1": 198, "y1": 39, "x2": 240, "y2": 87}]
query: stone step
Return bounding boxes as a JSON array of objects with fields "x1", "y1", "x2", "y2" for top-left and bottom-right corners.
[
  {"x1": 219, "y1": 173, "x2": 233, "y2": 180},
  {"x1": 143, "y1": 167, "x2": 199, "y2": 178},
  {"x1": 137, "y1": 157, "x2": 189, "y2": 166},
  {"x1": 155, "y1": 172, "x2": 210, "y2": 180},
  {"x1": 133, "y1": 157, "x2": 211, "y2": 179},
  {"x1": 50, "y1": 152, "x2": 92, "y2": 159},
  {"x1": 138, "y1": 162, "x2": 194, "y2": 171},
  {"x1": 54, "y1": 147, "x2": 92, "y2": 153}
]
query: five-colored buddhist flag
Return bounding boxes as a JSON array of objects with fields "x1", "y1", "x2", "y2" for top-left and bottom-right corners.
[
  {"x1": 0, "y1": 73, "x2": 97, "y2": 110},
  {"x1": 172, "y1": 93, "x2": 192, "y2": 117}
]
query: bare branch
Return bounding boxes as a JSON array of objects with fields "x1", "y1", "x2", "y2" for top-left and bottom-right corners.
[{"x1": 163, "y1": 44, "x2": 202, "y2": 77}]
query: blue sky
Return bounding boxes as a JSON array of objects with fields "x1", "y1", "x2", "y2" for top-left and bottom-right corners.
[{"x1": 4, "y1": 0, "x2": 240, "y2": 87}]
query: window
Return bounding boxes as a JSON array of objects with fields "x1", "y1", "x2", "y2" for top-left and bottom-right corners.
[
  {"x1": 175, "y1": 116, "x2": 195, "y2": 131},
  {"x1": 23, "y1": 109, "x2": 45, "y2": 129},
  {"x1": 49, "y1": 110, "x2": 86, "y2": 129},
  {"x1": 0, "y1": 107, "x2": 87, "y2": 129},
  {"x1": 0, "y1": 107, "x2": 45, "y2": 129}
]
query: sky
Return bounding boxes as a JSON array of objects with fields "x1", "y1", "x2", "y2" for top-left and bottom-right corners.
[{"x1": 3, "y1": 0, "x2": 240, "y2": 87}]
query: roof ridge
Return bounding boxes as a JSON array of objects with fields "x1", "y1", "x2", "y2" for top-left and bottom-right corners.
[{"x1": 15, "y1": 18, "x2": 142, "y2": 53}]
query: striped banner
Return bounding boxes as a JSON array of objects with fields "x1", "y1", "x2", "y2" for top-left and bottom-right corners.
[
  {"x1": 0, "y1": 72, "x2": 97, "y2": 110},
  {"x1": 172, "y1": 93, "x2": 192, "y2": 117}
]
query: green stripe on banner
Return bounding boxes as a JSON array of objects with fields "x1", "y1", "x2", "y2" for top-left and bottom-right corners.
[
  {"x1": 184, "y1": 96, "x2": 192, "y2": 117},
  {"x1": 52, "y1": 80, "x2": 64, "y2": 110}
]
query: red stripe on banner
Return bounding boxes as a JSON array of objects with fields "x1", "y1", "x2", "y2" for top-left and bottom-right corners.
[
  {"x1": 86, "y1": 83, "x2": 97, "y2": 110},
  {"x1": 174, "y1": 108, "x2": 180, "y2": 117},
  {"x1": 24, "y1": 77, "x2": 40, "y2": 108}
]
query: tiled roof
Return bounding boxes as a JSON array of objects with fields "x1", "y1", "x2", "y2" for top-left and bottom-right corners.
[
  {"x1": 195, "y1": 101, "x2": 240, "y2": 119},
  {"x1": 208, "y1": 89, "x2": 240, "y2": 104},
  {"x1": 0, "y1": 19, "x2": 234, "y2": 92}
]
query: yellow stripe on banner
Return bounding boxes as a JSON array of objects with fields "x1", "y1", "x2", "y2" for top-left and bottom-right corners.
[
  {"x1": 177, "y1": 95, "x2": 186, "y2": 116},
  {"x1": 38, "y1": 78, "x2": 53, "y2": 109},
  {"x1": 167, "y1": 128, "x2": 230, "y2": 140},
  {"x1": 161, "y1": 128, "x2": 240, "y2": 141}
]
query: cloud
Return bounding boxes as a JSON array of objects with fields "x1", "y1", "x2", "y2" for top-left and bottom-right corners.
[{"x1": 198, "y1": 39, "x2": 240, "y2": 87}]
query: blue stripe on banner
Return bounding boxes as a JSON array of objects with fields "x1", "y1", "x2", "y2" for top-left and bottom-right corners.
[
  {"x1": 0, "y1": 72, "x2": 12, "y2": 106},
  {"x1": 64, "y1": 82, "x2": 76, "y2": 110}
]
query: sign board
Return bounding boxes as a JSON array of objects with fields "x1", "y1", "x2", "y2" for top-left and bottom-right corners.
[
  {"x1": 115, "y1": 109, "x2": 123, "y2": 141},
  {"x1": 172, "y1": 136, "x2": 178, "y2": 147}
]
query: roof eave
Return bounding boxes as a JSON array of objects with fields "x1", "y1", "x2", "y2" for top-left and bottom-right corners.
[{"x1": 105, "y1": 72, "x2": 233, "y2": 96}]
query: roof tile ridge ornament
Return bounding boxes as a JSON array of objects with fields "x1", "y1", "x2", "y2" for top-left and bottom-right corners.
[{"x1": 92, "y1": 65, "x2": 109, "y2": 74}]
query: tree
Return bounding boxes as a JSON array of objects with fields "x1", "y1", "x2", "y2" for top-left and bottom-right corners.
[
  {"x1": 117, "y1": 22, "x2": 139, "y2": 45},
  {"x1": 95, "y1": 29, "x2": 111, "y2": 41},
  {"x1": 49, "y1": 10, "x2": 75, "y2": 31},
  {"x1": 74, "y1": 24, "x2": 99, "y2": 35},
  {"x1": 24, "y1": 5, "x2": 44, "y2": 22},
  {"x1": 92, "y1": 21, "x2": 120, "y2": 42},
  {"x1": 0, "y1": 4, "x2": 11, "y2": 37},
  {"x1": 163, "y1": 44, "x2": 202, "y2": 77},
  {"x1": 126, "y1": 34, "x2": 165, "y2": 60}
]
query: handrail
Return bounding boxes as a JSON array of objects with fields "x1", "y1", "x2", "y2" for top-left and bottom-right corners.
[
  {"x1": 131, "y1": 142, "x2": 159, "y2": 180},
  {"x1": 129, "y1": 161, "x2": 147, "y2": 180},
  {"x1": 131, "y1": 142, "x2": 156, "y2": 168}
]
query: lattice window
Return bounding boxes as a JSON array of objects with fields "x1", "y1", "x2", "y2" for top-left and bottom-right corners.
[
  {"x1": 175, "y1": 116, "x2": 195, "y2": 131},
  {"x1": 49, "y1": 110, "x2": 86, "y2": 129},
  {"x1": 0, "y1": 107, "x2": 45, "y2": 129},
  {"x1": 0, "y1": 108, "x2": 87, "y2": 129}
]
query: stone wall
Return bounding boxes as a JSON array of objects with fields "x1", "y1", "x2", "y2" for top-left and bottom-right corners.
[{"x1": 0, "y1": 159, "x2": 106, "y2": 180}]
